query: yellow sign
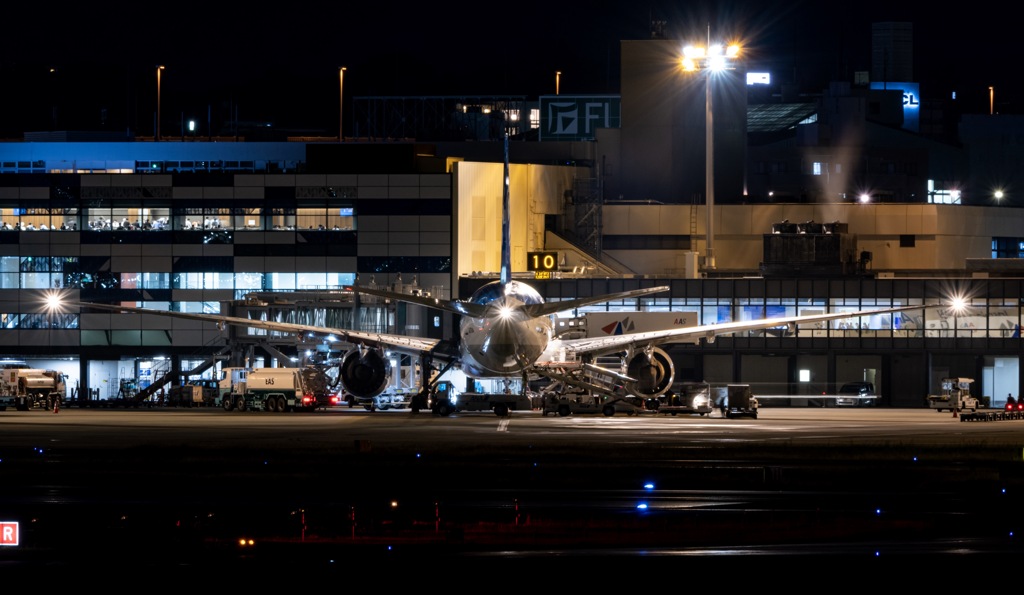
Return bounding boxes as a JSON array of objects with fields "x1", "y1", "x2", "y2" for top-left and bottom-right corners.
[
  {"x1": 534, "y1": 271, "x2": 552, "y2": 280},
  {"x1": 527, "y1": 251, "x2": 558, "y2": 272}
]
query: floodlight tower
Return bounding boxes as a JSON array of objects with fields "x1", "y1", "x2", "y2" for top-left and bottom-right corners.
[{"x1": 682, "y1": 41, "x2": 739, "y2": 271}]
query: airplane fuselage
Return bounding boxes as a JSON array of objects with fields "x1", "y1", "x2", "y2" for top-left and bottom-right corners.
[{"x1": 458, "y1": 279, "x2": 553, "y2": 378}]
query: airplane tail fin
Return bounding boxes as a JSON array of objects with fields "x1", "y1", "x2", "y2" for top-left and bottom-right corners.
[{"x1": 500, "y1": 134, "x2": 511, "y2": 286}]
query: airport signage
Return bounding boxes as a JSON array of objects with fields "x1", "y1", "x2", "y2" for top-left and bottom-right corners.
[
  {"x1": 870, "y1": 81, "x2": 919, "y2": 133},
  {"x1": 527, "y1": 251, "x2": 558, "y2": 272},
  {"x1": 1, "y1": 521, "x2": 18, "y2": 546},
  {"x1": 539, "y1": 95, "x2": 620, "y2": 141}
]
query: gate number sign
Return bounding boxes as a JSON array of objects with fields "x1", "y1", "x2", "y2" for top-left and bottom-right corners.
[{"x1": 527, "y1": 251, "x2": 557, "y2": 272}]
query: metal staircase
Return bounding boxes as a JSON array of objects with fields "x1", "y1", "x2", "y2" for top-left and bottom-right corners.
[{"x1": 131, "y1": 346, "x2": 230, "y2": 403}]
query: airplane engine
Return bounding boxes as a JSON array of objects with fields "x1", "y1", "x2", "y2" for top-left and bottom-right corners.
[
  {"x1": 624, "y1": 346, "x2": 674, "y2": 396},
  {"x1": 339, "y1": 348, "x2": 392, "y2": 399}
]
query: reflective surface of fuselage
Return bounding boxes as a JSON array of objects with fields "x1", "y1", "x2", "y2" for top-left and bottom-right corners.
[{"x1": 458, "y1": 280, "x2": 553, "y2": 377}]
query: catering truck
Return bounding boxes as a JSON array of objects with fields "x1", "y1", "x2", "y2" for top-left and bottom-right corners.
[{"x1": 0, "y1": 366, "x2": 67, "y2": 411}]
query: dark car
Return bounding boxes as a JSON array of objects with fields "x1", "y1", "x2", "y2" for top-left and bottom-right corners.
[{"x1": 836, "y1": 381, "x2": 876, "y2": 406}]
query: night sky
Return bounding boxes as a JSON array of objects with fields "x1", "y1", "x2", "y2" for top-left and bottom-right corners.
[{"x1": 1, "y1": 1, "x2": 1017, "y2": 138}]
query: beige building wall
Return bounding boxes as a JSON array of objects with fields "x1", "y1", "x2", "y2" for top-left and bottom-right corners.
[
  {"x1": 454, "y1": 161, "x2": 577, "y2": 281},
  {"x1": 601, "y1": 203, "x2": 1021, "y2": 275}
]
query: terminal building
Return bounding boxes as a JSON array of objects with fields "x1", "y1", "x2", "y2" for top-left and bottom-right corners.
[{"x1": 2, "y1": 30, "x2": 1023, "y2": 407}]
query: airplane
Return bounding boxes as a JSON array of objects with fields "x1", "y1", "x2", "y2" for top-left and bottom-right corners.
[{"x1": 66, "y1": 135, "x2": 937, "y2": 414}]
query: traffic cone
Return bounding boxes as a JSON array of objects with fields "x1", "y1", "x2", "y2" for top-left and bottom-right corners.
[
  {"x1": 53, "y1": 400, "x2": 59, "y2": 414},
  {"x1": 952, "y1": 406, "x2": 958, "y2": 418}
]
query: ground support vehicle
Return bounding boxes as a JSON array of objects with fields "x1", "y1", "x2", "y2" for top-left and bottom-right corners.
[
  {"x1": 359, "y1": 389, "x2": 413, "y2": 411},
  {"x1": 542, "y1": 393, "x2": 646, "y2": 417},
  {"x1": 166, "y1": 382, "x2": 217, "y2": 407},
  {"x1": 720, "y1": 384, "x2": 759, "y2": 419},
  {"x1": 0, "y1": 392, "x2": 16, "y2": 411},
  {"x1": 927, "y1": 377, "x2": 980, "y2": 413},
  {"x1": 0, "y1": 367, "x2": 67, "y2": 411},
  {"x1": 656, "y1": 382, "x2": 714, "y2": 416},
  {"x1": 959, "y1": 386, "x2": 1021, "y2": 421},
  {"x1": 222, "y1": 367, "x2": 320, "y2": 413},
  {"x1": 535, "y1": 366, "x2": 652, "y2": 417},
  {"x1": 960, "y1": 408, "x2": 1024, "y2": 422},
  {"x1": 434, "y1": 390, "x2": 539, "y2": 417}
]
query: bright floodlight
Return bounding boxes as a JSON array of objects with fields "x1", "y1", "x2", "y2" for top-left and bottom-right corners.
[
  {"x1": 682, "y1": 44, "x2": 739, "y2": 72},
  {"x1": 43, "y1": 290, "x2": 64, "y2": 311},
  {"x1": 682, "y1": 45, "x2": 706, "y2": 60},
  {"x1": 950, "y1": 295, "x2": 968, "y2": 313}
]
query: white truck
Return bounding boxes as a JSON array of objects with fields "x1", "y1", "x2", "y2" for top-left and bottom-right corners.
[
  {"x1": 927, "y1": 377, "x2": 980, "y2": 412},
  {"x1": 0, "y1": 366, "x2": 67, "y2": 411},
  {"x1": 431, "y1": 381, "x2": 539, "y2": 417},
  {"x1": 221, "y1": 367, "x2": 325, "y2": 413},
  {"x1": 541, "y1": 393, "x2": 646, "y2": 417}
]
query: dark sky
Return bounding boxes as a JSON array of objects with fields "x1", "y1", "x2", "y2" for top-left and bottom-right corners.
[{"x1": 1, "y1": 1, "x2": 1017, "y2": 137}]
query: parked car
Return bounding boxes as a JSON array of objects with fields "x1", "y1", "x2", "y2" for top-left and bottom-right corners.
[{"x1": 836, "y1": 381, "x2": 876, "y2": 407}]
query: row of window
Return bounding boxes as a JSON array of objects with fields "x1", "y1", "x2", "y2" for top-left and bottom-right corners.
[
  {"x1": 0, "y1": 255, "x2": 452, "y2": 290},
  {"x1": 0, "y1": 207, "x2": 356, "y2": 232},
  {"x1": 0, "y1": 259, "x2": 356, "y2": 291}
]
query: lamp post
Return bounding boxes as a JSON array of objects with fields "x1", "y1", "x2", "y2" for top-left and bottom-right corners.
[
  {"x1": 156, "y1": 65, "x2": 165, "y2": 141},
  {"x1": 339, "y1": 66, "x2": 347, "y2": 141},
  {"x1": 682, "y1": 42, "x2": 739, "y2": 271}
]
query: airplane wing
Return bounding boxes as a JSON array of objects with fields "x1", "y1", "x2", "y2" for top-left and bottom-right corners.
[
  {"x1": 349, "y1": 284, "x2": 670, "y2": 319},
  {"x1": 71, "y1": 302, "x2": 442, "y2": 357},
  {"x1": 350, "y1": 286, "x2": 485, "y2": 317},
  {"x1": 556, "y1": 304, "x2": 935, "y2": 358}
]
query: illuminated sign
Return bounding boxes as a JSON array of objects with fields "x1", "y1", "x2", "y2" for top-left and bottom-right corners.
[
  {"x1": 1, "y1": 522, "x2": 19, "y2": 546},
  {"x1": 870, "y1": 81, "x2": 919, "y2": 133},
  {"x1": 539, "y1": 96, "x2": 620, "y2": 141},
  {"x1": 527, "y1": 251, "x2": 558, "y2": 272},
  {"x1": 746, "y1": 72, "x2": 770, "y2": 85}
]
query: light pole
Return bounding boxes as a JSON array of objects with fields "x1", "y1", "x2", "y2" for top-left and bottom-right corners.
[
  {"x1": 682, "y1": 42, "x2": 739, "y2": 271},
  {"x1": 339, "y1": 66, "x2": 347, "y2": 141},
  {"x1": 156, "y1": 65, "x2": 165, "y2": 141}
]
